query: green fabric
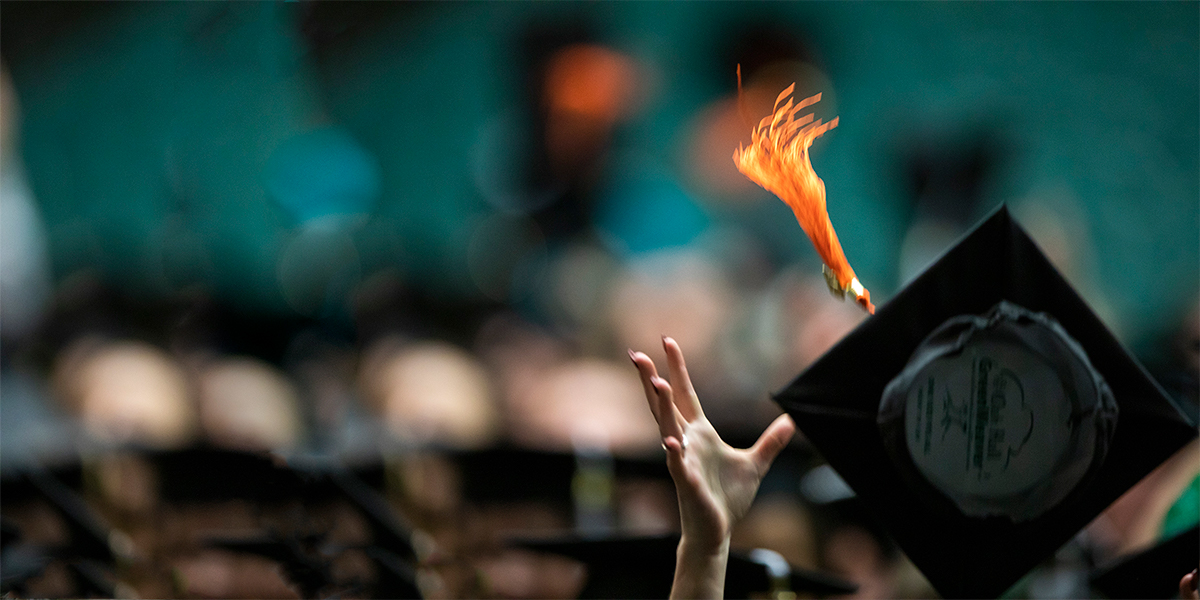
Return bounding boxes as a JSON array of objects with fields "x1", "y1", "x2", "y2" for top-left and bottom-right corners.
[{"x1": 1161, "y1": 472, "x2": 1200, "y2": 539}]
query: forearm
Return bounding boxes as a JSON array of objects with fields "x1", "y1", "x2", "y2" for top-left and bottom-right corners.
[{"x1": 670, "y1": 534, "x2": 730, "y2": 600}]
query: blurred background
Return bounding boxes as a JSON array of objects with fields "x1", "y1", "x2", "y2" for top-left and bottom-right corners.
[{"x1": 1, "y1": 2, "x2": 1196, "y2": 599}]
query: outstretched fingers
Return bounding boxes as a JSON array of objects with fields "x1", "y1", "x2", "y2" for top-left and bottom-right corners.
[
  {"x1": 749, "y1": 414, "x2": 796, "y2": 474},
  {"x1": 650, "y1": 376, "x2": 687, "y2": 445},
  {"x1": 630, "y1": 350, "x2": 686, "y2": 442},
  {"x1": 661, "y1": 336, "x2": 704, "y2": 422},
  {"x1": 630, "y1": 349, "x2": 662, "y2": 417}
]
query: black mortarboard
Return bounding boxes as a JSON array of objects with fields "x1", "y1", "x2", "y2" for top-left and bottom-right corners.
[
  {"x1": 191, "y1": 453, "x2": 422, "y2": 599},
  {"x1": 510, "y1": 532, "x2": 857, "y2": 599},
  {"x1": 310, "y1": 463, "x2": 422, "y2": 599},
  {"x1": 774, "y1": 206, "x2": 1198, "y2": 598},
  {"x1": 452, "y1": 445, "x2": 671, "y2": 505},
  {"x1": 1090, "y1": 525, "x2": 1200, "y2": 599},
  {"x1": 150, "y1": 446, "x2": 307, "y2": 504},
  {"x1": 454, "y1": 446, "x2": 579, "y2": 506},
  {"x1": 149, "y1": 445, "x2": 399, "y2": 507},
  {"x1": 17, "y1": 465, "x2": 115, "y2": 563},
  {"x1": 0, "y1": 466, "x2": 119, "y2": 597},
  {"x1": 144, "y1": 446, "x2": 421, "y2": 598}
]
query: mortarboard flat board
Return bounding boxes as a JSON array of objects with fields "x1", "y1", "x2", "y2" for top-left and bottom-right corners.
[
  {"x1": 1090, "y1": 524, "x2": 1200, "y2": 599},
  {"x1": 198, "y1": 458, "x2": 423, "y2": 599},
  {"x1": 454, "y1": 446, "x2": 578, "y2": 506},
  {"x1": 510, "y1": 531, "x2": 857, "y2": 599},
  {"x1": 150, "y1": 446, "x2": 307, "y2": 504},
  {"x1": 773, "y1": 205, "x2": 1198, "y2": 598},
  {"x1": 452, "y1": 445, "x2": 671, "y2": 506}
]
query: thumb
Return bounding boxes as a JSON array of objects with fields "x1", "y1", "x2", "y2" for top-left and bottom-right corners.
[{"x1": 750, "y1": 414, "x2": 796, "y2": 472}]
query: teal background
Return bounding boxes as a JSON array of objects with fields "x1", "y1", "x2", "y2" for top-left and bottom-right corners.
[{"x1": 3, "y1": 1, "x2": 1197, "y2": 354}]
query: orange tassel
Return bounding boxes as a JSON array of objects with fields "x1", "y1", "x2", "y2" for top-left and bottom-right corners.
[{"x1": 733, "y1": 67, "x2": 873, "y2": 314}]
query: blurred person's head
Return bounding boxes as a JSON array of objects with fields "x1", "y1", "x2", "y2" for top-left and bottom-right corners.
[
  {"x1": 895, "y1": 126, "x2": 1006, "y2": 287},
  {"x1": 608, "y1": 251, "x2": 735, "y2": 389},
  {"x1": 480, "y1": 316, "x2": 660, "y2": 453},
  {"x1": 474, "y1": 314, "x2": 570, "y2": 416},
  {"x1": 483, "y1": 311, "x2": 662, "y2": 453},
  {"x1": 474, "y1": 549, "x2": 586, "y2": 600},
  {"x1": 196, "y1": 357, "x2": 305, "y2": 452},
  {"x1": 52, "y1": 337, "x2": 197, "y2": 449},
  {"x1": 171, "y1": 549, "x2": 301, "y2": 600},
  {"x1": 1011, "y1": 191, "x2": 1094, "y2": 284},
  {"x1": 359, "y1": 337, "x2": 500, "y2": 450},
  {"x1": 505, "y1": 356, "x2": 659, "y2": 454}
]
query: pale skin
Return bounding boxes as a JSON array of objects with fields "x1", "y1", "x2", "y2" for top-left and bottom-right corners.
[{"x1": 630, "y1": 336, "x2": 796, "y2": 600}]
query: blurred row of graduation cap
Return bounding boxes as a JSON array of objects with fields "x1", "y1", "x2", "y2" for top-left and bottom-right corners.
[
  {"x1": 1, "y1": 240, "x2": 1195, "y2": 600},
  {"x1": 0, "y1": 6, "x2": 890, "y2": 595},
  {"x1": 0, "y1": 420, "x2": 870, "y2": 598}
]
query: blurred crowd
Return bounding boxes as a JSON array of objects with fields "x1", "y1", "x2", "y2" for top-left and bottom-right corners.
[
  {"x1": 1, "y1": 214, "x2": 896, "y2": 598},
  {"x1": 1, "y1": 3, "x2": 1197, "y2": 599}
]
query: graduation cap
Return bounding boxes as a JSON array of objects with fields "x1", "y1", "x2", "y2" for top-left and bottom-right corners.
[
  {"x1": 773, "y1": 206, "x2": 1199, "y2": 598},
  {"x1": 149, "y1": 446, "x2": 307, "y2": 504},
  {"x1": 510, "y1": 532, "x2": 857, "y2": 599},
  {"x1": 200, "y1": 489, "x2": 421, "y2": 599},
  {"x1": 190, "y1": 452, "x2": 422, "y2": 599},
  {"x1": 454, "y1": 446, "x2": 579, "y2": 506},
  {"x1": 452, "y1": 445, "x2": 671, "y2": 506},
  {"x1": 310, "y1": 463, "x2": 422, "y2": 599},
  {"x1": 140, "y1": 446, "x2": 421, "y2": 598},
  {"x1": 1090, "y1": 525, "x2": 1200, "y2": 599},
  {"x1": 17, "y1": 465, "x2": 117, "y2": 563},
  {"x1": 322, "y1": 465, "x2": 418, "y2": 561},
  {"x1": 0, "y1": 467, "x2": 120, "y2": 597}
]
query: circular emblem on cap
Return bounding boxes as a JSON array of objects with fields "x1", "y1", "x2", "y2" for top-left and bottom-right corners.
[{"x1": 878, "y1": 301, "x2": 1117, "y2": 521}]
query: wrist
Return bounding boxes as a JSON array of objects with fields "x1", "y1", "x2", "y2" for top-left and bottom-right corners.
[
  {"x1": 671, "y1": 534, "x2": 731, "y2": 600},
  {"x1": 677, "y1": 532, "x2": 730, "y2": 561}
]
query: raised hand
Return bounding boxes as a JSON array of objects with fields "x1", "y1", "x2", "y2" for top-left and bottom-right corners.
[{"x1": 630, "y1": 336, "x2": 795, "y2": 599}]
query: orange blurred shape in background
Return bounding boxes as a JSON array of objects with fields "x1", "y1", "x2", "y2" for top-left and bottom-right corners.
[
  {"x1": 542, "y1": 44, "x2": 639, "y2": 175},
  {"x1": 543, "y1": 44, "x2": 638, "y2": 122}
]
